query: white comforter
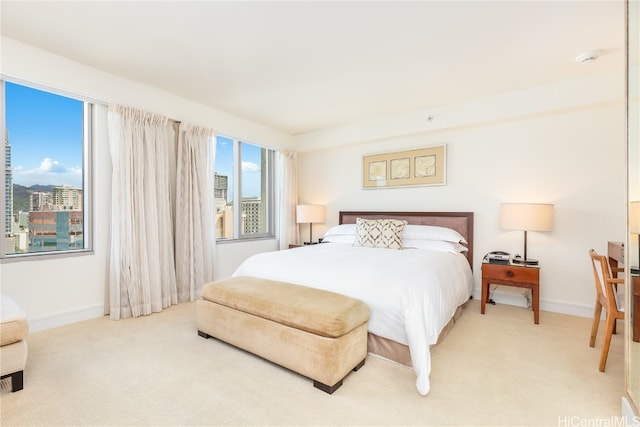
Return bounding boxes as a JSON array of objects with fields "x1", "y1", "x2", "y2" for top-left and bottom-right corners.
[{"x1": 232, "y1": 243, "x2": 473, "y2": 395}]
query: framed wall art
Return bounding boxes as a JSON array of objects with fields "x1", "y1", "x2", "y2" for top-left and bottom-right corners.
[{"x1": 362, "y1": 145, "x2": 446, "y2": 189}]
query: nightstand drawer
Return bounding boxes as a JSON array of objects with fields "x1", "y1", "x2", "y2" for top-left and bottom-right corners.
[{"x1": 482, "y1": 263, "x2": 539, "y2": 284}]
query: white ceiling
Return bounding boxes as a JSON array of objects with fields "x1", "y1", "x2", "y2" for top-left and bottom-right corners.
[{"x1": 0, "y1": 1, "x2": 625, "y2": 135}]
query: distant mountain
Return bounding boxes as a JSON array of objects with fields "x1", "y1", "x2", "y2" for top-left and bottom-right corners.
[
  {"x1": 11, "y1": 184, "x2": 55, "y2": 214},
  {"x1": 27, "y1": 184, "x2": 57, "y2": 192}
]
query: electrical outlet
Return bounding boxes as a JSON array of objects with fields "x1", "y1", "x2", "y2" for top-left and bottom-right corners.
[{"x1": 522, "y1": 290, "x2": 532, "y2": 309}]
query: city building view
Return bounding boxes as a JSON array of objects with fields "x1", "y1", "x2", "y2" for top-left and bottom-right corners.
[
  {"x1": 4, "y1": 130, "x2": 13, "y2": 237},
  {"x1": 3, "y1": 132, "x2": 84, "y2": 254},
  {"x1": 3, "y1": 81, "x2": 87, "y2": 256},
  {"x1": 214, "y1": 172, "x2": 265, "y2": 239}
]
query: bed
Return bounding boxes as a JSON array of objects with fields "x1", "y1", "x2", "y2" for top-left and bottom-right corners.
[{"x1": 232, "y1": 211, "x2": 474, "y2": 395}]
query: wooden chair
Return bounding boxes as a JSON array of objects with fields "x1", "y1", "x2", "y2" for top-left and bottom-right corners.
[{"x1": 589, "y1": 249, "x2": 625, "y2": 372}]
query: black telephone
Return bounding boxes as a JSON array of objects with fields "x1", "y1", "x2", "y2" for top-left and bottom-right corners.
[{"x1": 484, "y1": 251, "x2": 511, "y2": 264}]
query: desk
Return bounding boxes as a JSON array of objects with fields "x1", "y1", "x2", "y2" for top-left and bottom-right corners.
[{"x1": 608, "y1": 241, "x2": 640, "y2": 342}]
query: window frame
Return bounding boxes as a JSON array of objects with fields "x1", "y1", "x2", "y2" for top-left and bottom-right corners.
[
  {"x1": 215, "y1": 135, "x2": 275, "y2": 242},
  {"x1": 0, "y1": 78, "x2": 94, "y2": 261}
]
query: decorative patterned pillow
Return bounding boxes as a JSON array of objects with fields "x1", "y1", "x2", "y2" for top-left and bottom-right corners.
[{"x1": 355, "y1": 218, "x2": 408, "y2": 250}]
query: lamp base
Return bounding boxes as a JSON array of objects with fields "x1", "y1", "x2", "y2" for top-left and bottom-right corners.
[{"x1": 512, "y1": 256, "x2": 539, "y2": 266}]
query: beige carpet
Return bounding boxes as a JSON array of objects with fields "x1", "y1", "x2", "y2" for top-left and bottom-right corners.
[{"x1": 0, "y1": 300, "x2": 624, "y2": 426}]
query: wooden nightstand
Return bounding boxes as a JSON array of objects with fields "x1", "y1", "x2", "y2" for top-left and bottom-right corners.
[
  {"x1": 481, "y1": 262, "x2": 540, "y2": 324},
  {"x1": 288, "y1": 244, "x2": 303, "y2": 249}
]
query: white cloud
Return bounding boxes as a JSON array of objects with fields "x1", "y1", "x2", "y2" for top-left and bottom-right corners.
[
  {"x1": 242, "y1": 161, "x2": 259, "y2": 172},
  {"x1": 12, "y1": 158, "x2": 82, "y2": 188},
  {"x1": 38, "y1": 158, "x2": 66, "y2": 173}
]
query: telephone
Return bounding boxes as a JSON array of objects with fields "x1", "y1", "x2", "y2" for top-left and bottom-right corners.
[{"x1": 484, "y1": 251, "x2": 511, "y2": 264}]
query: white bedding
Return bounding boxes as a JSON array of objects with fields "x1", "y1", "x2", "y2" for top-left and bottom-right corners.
[{"x1": 232, "y1": 242, "x2": 473, "y2": 395}]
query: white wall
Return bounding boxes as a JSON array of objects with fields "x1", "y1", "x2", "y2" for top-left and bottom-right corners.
[
  {"x1": 0, "y1": 37, "x2": 292, "y2": 331},
  {"x1": 296, "y1": 72, "x2": 626, "y2": 317}
]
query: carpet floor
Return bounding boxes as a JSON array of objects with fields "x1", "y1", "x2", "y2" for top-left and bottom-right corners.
[{"x1": 0, "y1": 299, "x2": 624, "y2": 426}]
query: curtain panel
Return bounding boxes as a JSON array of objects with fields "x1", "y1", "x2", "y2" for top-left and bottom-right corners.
[
  {"x1": 277, "y1": 150, "x2": 299, "y2": 250},
  {"x1": 175, "y1": 123, "x2": 216, "y2": 301},
  {"x1": 107, "y1": 105, "x2": 178, "y2": 320}
]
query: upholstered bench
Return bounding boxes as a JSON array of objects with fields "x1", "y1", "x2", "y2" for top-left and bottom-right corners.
[
  {"x1": 0, "y1": 295, "x2": 29, "y2": 392},
  {"x1": 196, "y1": 276, "x2": 370, "y2": 394}
]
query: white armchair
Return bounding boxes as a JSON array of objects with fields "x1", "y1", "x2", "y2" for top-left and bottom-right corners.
[{"x1": 0, "y1": 295, "x2": 29, "y2": 392}]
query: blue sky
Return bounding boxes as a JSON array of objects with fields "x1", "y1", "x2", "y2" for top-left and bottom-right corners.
[
  {"x1": 216, "y1": 135, "x2": 263, "y2": 200},
  {"x1": 6, "y1": 82, "x2": 83, "y2": 188},
  {"x1": 6, "y1": 81, "x2": 262, "y2": 197}
]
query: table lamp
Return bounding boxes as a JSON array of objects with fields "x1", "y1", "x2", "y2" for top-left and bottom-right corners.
[
  {"x1": 296, "y1": 204, "x2": 325, "y2": 245},
  {"x1": 631, "y1": 201, "x2": 640, "y2": 274},
  {"x1": 500, "y1": 203, "x2": 554, "y2": 265}
]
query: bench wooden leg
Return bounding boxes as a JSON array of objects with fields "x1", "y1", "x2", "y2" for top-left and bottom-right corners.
[
  {"x1": 313, "y1": 358, "x2": 366, "y2": 394},
  {"x1": 1, "y1": 371, "x2": 24, "y2": 392},
  {"x1": 314, "y1": 379, "x2": 343, "y2": 394},
  {"x1": 11, "y1": 371, "x2": 23, "y2": 392}
]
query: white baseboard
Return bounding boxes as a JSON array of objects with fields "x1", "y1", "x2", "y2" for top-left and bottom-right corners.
[
  {"x1": 28, "y1": 304, "x2": 105, "y2": 333},
  {"x1": 541, "y1": 299, "x2": 593, "y2": 319},
  {"x1": 472, "y1": 287, "x2": 593, "y2": 319},
  {"x1": 622, "y1": 396, "x2": 640, "y2": 426},
  {"x1": 29, "y1": 290, "x2": 593, "y2": 332}
]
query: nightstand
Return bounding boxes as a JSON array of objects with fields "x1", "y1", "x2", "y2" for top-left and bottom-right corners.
[
  {"x1": 288, "y1": 244, "x2": 303, "y2": 249},
  {"x1": 481, "y1": 262, "x2": 540, "y2": 324}
]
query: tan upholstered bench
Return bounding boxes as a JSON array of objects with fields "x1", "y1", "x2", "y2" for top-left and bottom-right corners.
[
  {"x1": 0, "y1": 295, "x2": 29, "y2": 392},
  {"x1": 196, "y1": 276, "x2": 370, "y2": 394}
]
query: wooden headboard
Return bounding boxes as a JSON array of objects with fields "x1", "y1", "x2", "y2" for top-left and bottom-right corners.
[{"x1": 339, "y1": 211, "x2": 474, "y2": 270}]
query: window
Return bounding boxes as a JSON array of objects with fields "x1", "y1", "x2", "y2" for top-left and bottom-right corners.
[
  {"x1": 214, "y1": 135, "x2": 274, "y2": 240},
  {"x1": 1, "y1": 80, "x2": 92, "y2": 258}
]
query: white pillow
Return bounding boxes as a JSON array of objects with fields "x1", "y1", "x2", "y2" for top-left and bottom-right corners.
[
  {"x1": 354, "y1": 218, "x2": 407, "y2": 250},
  {"x1": 323, "y1": 224, "x2": 357, "y2": 237},
  {"x1": 322, "y1": 234, "x2": 356, "y2": 244},
  {"x1": 403, "y1": 239, "x2": 468, "y2": 253},
  {"x1": 324, "y1": 222, "x2": 467, "y2": 245},
  {"x1": 402, "y1": 224, "x2": 467, "y2": 244}
]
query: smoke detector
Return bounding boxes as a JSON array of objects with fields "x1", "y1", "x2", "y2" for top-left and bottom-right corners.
[{"x1": 575, "y1": 50, "x2": 602, "y2": 64}]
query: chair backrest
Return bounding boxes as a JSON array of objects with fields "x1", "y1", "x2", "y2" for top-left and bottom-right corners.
[{"x1": 589, "y1": 249, "x2": 622, "y2": 312}]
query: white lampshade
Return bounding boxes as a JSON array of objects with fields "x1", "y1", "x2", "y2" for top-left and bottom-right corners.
[
  {"x1": 296, "y1": 205, "x2": 325, "y2": 224},
  {"x1": 500, "y1": 203, "x2": 554, "y2": 232},
  {"x1": 500, "y1": 202, "x2": 554, "y2": 266},
  {"x1": 631, "y1": 201, "x2": 640, "y2": 235}
]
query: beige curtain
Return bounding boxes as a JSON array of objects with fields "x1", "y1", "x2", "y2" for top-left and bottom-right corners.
[
  {"x1": 175, "y1": 123, "x2": 216, "y2": 301},
  {"x1": 107, "y1": 105, "x2": 178, "y2": 320},
  {"x1": 277, "y1": 150, "x2": 299, "y2": 250}
]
